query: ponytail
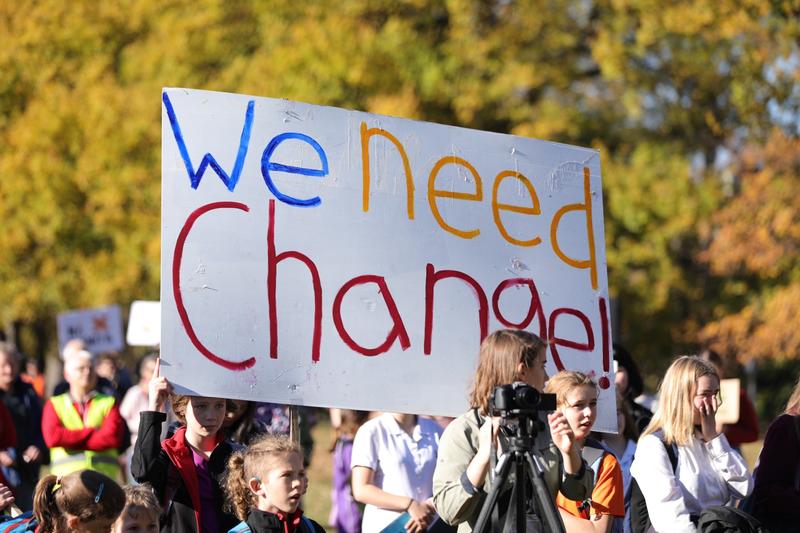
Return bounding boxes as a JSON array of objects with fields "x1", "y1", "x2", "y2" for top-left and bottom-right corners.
[
  {"x1": 33, "y1": 470, "x2": 125, "y2": 532},
  {"x1": 224, "y1": 450, "x2": 251, "y2": 520},
  {"x1": 33, "y1": 475, "x2": 63, "y2": 533},
  {"x1": 223, "y1": 435, "x2": 302, "y2": 521}
]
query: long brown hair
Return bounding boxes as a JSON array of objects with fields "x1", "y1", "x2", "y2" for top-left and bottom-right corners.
[
  {"x1": 469, "y1": 329, "x2": 547, "y2": 415},
  {"x1": 34, "y1": 471, "x2": 125, "y2": 533}
]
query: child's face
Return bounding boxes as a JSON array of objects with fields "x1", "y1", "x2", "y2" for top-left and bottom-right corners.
[
  {"x1": 185, "y1": 396, "x2": 226, "y2": 437},
  {"x1": 223, "y1": 399, "x2": 249, "y2": 428},
  {"x1": 253, "y1": 451, "x2": 308, "y2": 515},
  {"x1": 111, "y1": 507, "x2": 159, "y2": 533},
  {"x1": 561, "y1": 384, "x2": 598, "y2": 441}
]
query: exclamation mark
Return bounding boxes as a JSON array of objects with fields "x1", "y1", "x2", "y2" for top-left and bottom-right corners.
[{"x1": 598, "y1": 296, "x2": 611, "y2": 389}]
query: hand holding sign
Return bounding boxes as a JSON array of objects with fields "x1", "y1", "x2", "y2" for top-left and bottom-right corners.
[{"x1": 148, "y1": 357, "x2": 172, "y2": 412}]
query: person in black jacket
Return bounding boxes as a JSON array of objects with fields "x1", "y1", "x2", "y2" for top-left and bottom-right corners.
[
  {"x1": 131, "y1": 357, "x2": 240, "y2": 533},
  {"x1": 613, "y1": 343, "x2": 653, "y2": 435},
  {"x1": 0, "y1": 342, "x2": 47, "y2": 510},
  {"x1": 224, "y1": 435, "x2": 325, "y2": 533}
]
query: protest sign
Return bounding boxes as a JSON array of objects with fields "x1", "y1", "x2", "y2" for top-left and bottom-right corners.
[
  {"x1": 126, "y1": 300, "x2": 161, "y2": 347},
  {"x1": 161, "y1": 88, "x2": 616, "y2": 429},
  {"x1": 57, "y1": 304, "x2": 124, "y2": 355}
]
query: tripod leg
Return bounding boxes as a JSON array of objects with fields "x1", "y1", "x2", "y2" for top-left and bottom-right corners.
[
  {"x1": 525, "y1": 453, "x2": 566, "y2": 533},
  {"x1": 473, "y1": 453, "x2": 513, "y2": 533}
]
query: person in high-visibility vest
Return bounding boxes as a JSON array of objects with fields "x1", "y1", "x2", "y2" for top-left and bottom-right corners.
[{"x1": 41, "y1": 346, "x2": 124, "y2": 478}]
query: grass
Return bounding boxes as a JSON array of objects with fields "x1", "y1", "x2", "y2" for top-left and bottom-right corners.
[
  {"x1": 300, "y1": 414, "x2": 766, "y2": 529},
  {"x1": 304, "y1": 416, "x2": 335, "y2": 526}
]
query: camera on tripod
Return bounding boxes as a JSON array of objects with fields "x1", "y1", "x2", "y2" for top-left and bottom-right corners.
[
  {"x1": 489, "y1": 382, "x2": 557, "y2": 419},
  {"x1": 475, "y1": 382, "x2": 566, "y2": 533}
]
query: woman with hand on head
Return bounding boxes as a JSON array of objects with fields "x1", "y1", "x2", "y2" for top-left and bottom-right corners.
[
  {"x1": 131, "y1": 357, "x2": 240, "y2": 533},
  {"x1": 630, "y1": 356, "x2": 752, "y2": 532},
  {"x1": 546, "y1": 372, "x2": 624, "y2": 533},
  {"x1": 432, "y1": 329, "x2": 592, "y2": 532}
]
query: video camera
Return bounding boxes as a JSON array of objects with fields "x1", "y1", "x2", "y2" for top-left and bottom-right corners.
[{"x1": 489, "y1": 382, "x2": 556, "y2": 419}]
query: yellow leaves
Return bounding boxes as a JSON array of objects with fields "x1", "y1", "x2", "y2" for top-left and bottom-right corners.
[
  {"x1": 700, "y1": 284, "x2": 800, "y2": 361},
  {"x1": 702, "y1": 131, "x2": 800, "y2": 278}
]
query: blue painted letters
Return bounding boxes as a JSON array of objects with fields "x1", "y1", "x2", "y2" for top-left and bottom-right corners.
[
  {"x1": 162, "y1": 92, "x2": 254, "y2": 191},
  {"x1": 261, "y1": 132, "x2": 328, "y2": 207}
]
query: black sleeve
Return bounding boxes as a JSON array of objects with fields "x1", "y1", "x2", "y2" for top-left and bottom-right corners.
[{"x1": 131, "y1": 410, "x2": 170, "y2": 497}]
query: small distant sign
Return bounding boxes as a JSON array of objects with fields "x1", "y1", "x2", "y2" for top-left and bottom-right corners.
[
  {"x1": 716, "y1": 378, "x2": 741, "y2": 425},
  {"x1": 126, "y1": 300, "x2": 161, "y2": 347},
  {"x1": 57, "y1": 305, "x2": 124, "y2": 355}
]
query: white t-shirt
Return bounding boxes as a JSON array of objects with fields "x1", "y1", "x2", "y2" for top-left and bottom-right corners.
[{"x1": 351, "y1": 414, "x2": 443, "y2": 532}]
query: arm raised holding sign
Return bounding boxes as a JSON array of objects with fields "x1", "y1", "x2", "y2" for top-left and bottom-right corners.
[{"x1": 132, "y1": 357, "x2": 241, "y2": 533}]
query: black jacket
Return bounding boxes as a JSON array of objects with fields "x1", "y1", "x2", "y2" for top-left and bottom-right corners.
[
  {"x1": 236, "y1": 509, "x2": 325, "y2": 533},
  {"x1": 131, "y1": 411, "x2": 240, "y2": 533},
  {"x1": 0, "y1": 379, "x2": 47, "y2": 509}
]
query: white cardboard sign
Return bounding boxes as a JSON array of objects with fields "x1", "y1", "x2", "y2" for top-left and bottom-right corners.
[
  {"x1": 161, "y1": 88, "x2": 616, "y2": 430},
  {"x1": 57, "y1": 305, "x2": 124, "y2": 355},
  {"x1": 126, "y1": 300, "x2": 161, "y2": 347}
]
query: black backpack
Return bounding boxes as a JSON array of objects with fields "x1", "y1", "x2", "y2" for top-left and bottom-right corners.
[
  {"x1": 628, "y1": 438, "x2": 678, "y2": 533},
  {"x1": 696, "y1": 506, "x2": 766, "y2": 533}
]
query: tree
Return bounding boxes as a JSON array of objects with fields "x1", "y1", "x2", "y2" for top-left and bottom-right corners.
[{"x1": 0, "y1": 0, "x2": 797, "y2": 376}]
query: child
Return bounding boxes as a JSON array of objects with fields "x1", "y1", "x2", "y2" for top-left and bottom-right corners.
[
  {"x1": 112, "y1": 484, "x2": 161, "y2": 533},
  {"x1": 131, "y1": 357, "x2": 240, "y2": 532},
  {"x1": 0, "y1": 469, "x2": 125, "y2": 532},
  {"x1": 546, "y1": 371, "x2": 625, "y2": 533},
  {"x1": 224, "y1": 435, "x2": 324, "y2": 533},
  {"x1": 329, "y1": 410, "x2": 368, "y2": 533}
]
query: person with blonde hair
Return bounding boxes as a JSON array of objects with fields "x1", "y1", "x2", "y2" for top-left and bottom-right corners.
[
  {"x1": 749, "y1": 375, "x2": 800, "y2": 532},
  {"x1": 224, "y1": 435, "x2": 324, "y2": 532},
  {"x1": 630, "y1": 356, "x2": 752, "y2": 532},
  {"x1": 546, "y1": 371, "x2": 624, "y2": 533},
  {"x1": 433, "y1": 329, "x2": 592, "y2": 532}
]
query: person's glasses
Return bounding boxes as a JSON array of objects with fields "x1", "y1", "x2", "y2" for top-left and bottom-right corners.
[{"x1": 695, "y1": 391, "x2": 723, "y2": 405}]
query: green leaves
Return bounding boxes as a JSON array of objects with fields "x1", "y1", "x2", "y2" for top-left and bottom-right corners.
[{"x1": 0, "y1": 0, "x2": 797, "y2": 366}]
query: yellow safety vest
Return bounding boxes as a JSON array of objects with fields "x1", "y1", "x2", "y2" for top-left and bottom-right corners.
[{"x1": 49, "y1": 392, "x2": 119, "y2": 478}]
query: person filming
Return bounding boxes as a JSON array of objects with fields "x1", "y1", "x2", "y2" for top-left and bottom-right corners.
[{"x1": 432, "y1": 329, "x2": 592, "y2": 532}]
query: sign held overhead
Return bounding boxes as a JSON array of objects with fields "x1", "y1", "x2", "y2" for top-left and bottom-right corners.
[{"x1": 161, "y1": 88, "x2": 615, "y2": 429}]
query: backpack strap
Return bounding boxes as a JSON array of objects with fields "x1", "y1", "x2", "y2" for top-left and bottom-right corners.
[
  {"x1": 578, "y1": 446, "x2": 606, "y2": 515},
  {"x1": 229, "y1": 522, "x2": 251, "y2": 533},
  {"x1": 301, "y1": 516, "x2": 315, "y2": 532},
  {"x1": 1, "y1": 515, "x2": 35, "y2": 533},
  {"x1": 662, "y1": 438, "x2": 678, "y2": 472}
]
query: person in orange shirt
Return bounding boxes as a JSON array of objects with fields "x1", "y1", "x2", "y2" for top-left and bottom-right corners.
[{"x1": 547, "y1": 371, "x2": 625, "y2": 533}]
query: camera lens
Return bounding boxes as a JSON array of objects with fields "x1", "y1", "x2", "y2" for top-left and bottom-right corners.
[{"x1": 514, "y1": 385, "x2": 540, "y2": 409}]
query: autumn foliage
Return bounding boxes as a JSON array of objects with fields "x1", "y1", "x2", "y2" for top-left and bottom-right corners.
[{"x1": 0, "y1": 0, "x2": 798, "y2": 369}]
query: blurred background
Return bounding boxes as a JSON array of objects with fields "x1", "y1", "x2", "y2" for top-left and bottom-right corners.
[{"x1": 0, "y1": 0, "x2": 798, "y2": 426}]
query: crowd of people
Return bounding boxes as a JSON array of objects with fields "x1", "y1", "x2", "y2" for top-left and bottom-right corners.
[{"x1": 0, "y1": 330, "x2": 798, "y2": 532}]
